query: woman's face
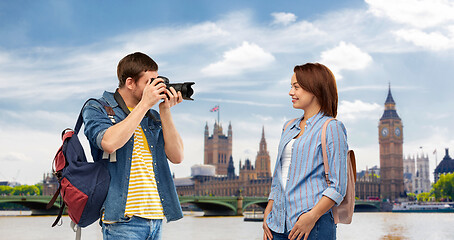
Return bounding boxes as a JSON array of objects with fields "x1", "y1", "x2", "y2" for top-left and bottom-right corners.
[{"x1": 289, "y1": 73, "x2": 318, "y2": 110}]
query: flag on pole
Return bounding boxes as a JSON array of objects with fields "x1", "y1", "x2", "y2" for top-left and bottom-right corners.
[{"x1": 210, "y1": 105, "x2": 219, "y2": 112}]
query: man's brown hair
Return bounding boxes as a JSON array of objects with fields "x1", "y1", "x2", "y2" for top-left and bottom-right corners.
[
  {"x1": 117, "y1": 52, "x2": 158, "y2": 88},
  {"x1": 293, "y1": 63, "x2": 338, "y2": 117}
]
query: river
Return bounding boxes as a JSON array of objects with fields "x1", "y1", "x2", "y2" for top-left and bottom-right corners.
[{"x1": 0, "y1": 211, "x2": 453, "y2": 240}]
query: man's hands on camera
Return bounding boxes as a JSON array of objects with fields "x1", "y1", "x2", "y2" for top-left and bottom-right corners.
[
  {"x1": 141, "y1": 78, "x2": 167, "y2": 109},
  {"x1": 142, "y1": 77, "x2": 182, "y2": 110},
  {"x1": 160, "y1": 85, "x2": 183, "y2": 110}
]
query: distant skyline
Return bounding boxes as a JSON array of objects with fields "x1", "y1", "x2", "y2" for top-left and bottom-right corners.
[{"x1": 0, "y1": 0, "x2": 453, "y2": 184}]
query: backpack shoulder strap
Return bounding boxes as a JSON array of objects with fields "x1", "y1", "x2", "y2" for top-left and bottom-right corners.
[
  {"x1": 98, "y1": 98, "x2": 116, "y2": 124},
  {"x1": 74, "y1": 98, "x2": 117, "y2": 162},
  {"x1": 321, "y1": 118, "x2": 335, "y2": 184},
  {"x1": 74, "y1": 98, "x2": 115, "y2": 134}
]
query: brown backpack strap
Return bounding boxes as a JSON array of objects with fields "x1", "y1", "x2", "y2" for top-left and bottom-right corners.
[
  {"x1": 349, "y1": 150, "x2": 357, "y2": 182},
  {"x1": 51, "y1": 201, "x2": 66, "y2": 227},
  {"x1": 321, "y1": 118, "x2": 335, "y2": 185},
  {"x1": 46, "y1": 185, "x2": 62, "y2": 210}
]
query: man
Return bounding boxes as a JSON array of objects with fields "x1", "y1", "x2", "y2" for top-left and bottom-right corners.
[{"x1": 83, "y1": 52, "x2": 184, "y2": 240}]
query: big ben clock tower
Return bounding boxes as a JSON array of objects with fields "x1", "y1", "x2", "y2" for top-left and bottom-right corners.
[{"x1": 379, "y1": 85, "x2": 404, "y2": 201}]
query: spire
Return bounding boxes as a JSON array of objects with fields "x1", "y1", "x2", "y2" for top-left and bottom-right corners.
[
  {"x1": 259, "y1": 126, "x2": 267, "y2": 152},
  {"x1": 227, "y1": 156, "x2": 235, "y2": 178},
  {"x1": 380, "y1": 83, "x2": 401, "y2": 121},
  {"x1": 444, "y1": 148, "x2": 451, "y2": 160},
  {"x1": 385, "y1": 83, "x2": 396, "y2": 105}
]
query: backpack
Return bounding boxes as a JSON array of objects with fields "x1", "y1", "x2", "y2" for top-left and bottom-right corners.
[
  {"x1": 46, "y1": 99, "x2": 114, "y2": 229},
  {"x1": 321, "y1": 118, "x2": 357, "y2": 224}
]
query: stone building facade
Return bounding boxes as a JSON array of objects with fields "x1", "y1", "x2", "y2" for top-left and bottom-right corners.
[
  {"x1": 204, "y1": 122, "x2": 232, "y2": 175},
  {"x1": 176, "y1": 124, "x2": 272, "y2": 197},
  {"x1": 355, "y1": 167, "x2": 380, "y2": 200},
  {"x1": 403, "y1": 153, "x2": 431, "y2": 194}
]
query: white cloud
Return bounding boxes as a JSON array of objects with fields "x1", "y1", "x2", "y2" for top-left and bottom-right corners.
[
  {"x1": 1, "y1": 152, "x2": 29, "y2": 162},
  {"x1": 351, "y1": 143, "x2": 380, "y2": 172},
  {"x1": 394, "y1": 28, "x2": 454, "y2": 51},
  {"x1": 1, "y1": 110, "x2": 74, "y2": 127},
  {"x1": 198, "y1": 97, "x2": 284, "y2": 107},
  {"x1": 0, "y1": 127, "x2": 62, "y2": 184},
  {"x1": 0, "y1": 52, "x2": 9, "y2": 64},
  {"x1": 121, "y1": 22, "x2": 230, "y2": 54},
  {"x1": 252, "y1": 114, "x2": 273, "y2": 122},
  {"x1": 319, "y1": 41, "x2": 373, "y2": 79},
  {"x1": 338, "y1": 100, "x2": 381, "y2": 121},
  {"x1": 366, "y1": 0, "x2": 454, "y2": 29},
  {"x1": 200, "y1": 41, "x2": 275, "y2": 77},
  {"x1": 366, "y1": 0, "x2": 454, "y2": 51},
  {"x1": 271, "y1": 12, "x2": 297, "y2": 26}
]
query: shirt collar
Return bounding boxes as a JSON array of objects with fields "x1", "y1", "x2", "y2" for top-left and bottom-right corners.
[{"x1": 292, "y1": 111, "x2": 325, "y2": 130}]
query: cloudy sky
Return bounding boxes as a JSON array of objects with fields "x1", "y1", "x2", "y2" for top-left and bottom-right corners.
[{"x1": 1, "y1": 0, "x2": 453, "y2": 184}]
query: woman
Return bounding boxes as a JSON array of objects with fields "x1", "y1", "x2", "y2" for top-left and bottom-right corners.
[{"x1": 263, "y1": 63, "x2": 348, "y2": 240}]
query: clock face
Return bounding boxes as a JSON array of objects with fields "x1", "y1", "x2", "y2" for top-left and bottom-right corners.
[
  {"x1": 395, "y1": 127, "x2": 401, "y2": 136},
  {"x1": 381, "y1": 127, "x2": 389, "y2": 137}
]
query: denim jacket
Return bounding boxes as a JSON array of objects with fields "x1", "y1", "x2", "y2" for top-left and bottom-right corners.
[{"x1": 82, "y1": 91, "x2": 183, "y2": 223}]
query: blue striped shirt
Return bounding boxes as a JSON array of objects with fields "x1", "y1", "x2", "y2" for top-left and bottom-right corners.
[{"x1": 266, "y1": 112, "x2": 348, "y2": 233}]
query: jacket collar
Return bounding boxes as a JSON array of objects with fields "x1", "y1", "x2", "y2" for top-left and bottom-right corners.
[{"x1": 102, "y1": 90, "x2": 119, "y2": 108}]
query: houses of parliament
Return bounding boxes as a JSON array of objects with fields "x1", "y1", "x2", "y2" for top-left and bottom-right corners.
[{"x1": 175, "y1": 122, "x2": 272, "y2": 197}]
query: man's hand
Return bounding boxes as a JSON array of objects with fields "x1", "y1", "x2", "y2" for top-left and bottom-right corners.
[
  {"x1": 157, "y1": 82, "x2": 184, "y2": 164},
  {"x1": 142, "y1": 78, "x2": 167, "y2": 109},
  {"x1": 159, "y1": 85, "x2": 183, "y2": 110},
  {"x1": 288, "y1": 211, "x2": 317, "y2": 240}
]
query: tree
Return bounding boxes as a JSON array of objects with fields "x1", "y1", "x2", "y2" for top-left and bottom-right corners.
[
  {"x1": 0, "y1": 185, "x2": 13, "y2": 195},
  {"x1": 11, "y1": 185, "x2": 40, "y2": 196},
  {"x1": 35, "y1": 183, "x2": 43, "y2": 196},
  {"x1": 406, "y1": 192, "x2": 416, "y2": 201},
  {"x1": 417, "y1": 192, "x2": 432, "y2": 202},
  {"x1": 432, "y1": 173, "x2": 454, "y2": 201}
]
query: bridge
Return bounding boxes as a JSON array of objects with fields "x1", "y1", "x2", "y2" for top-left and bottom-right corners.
[
  {"x1": 0, "y1": 195, "x2": 385, "y2": 216},
  {"x1": 179, "y1": 196, "x2": 268, "y2": 216},
  {"x1": 354, "y1": 200, "x2": 383, "y2": 212},
  {"x1": 0, "y1": 195, "x2": 62, "y2": 215}
]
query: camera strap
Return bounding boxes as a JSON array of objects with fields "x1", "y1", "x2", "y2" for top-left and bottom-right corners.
[{"x1": 114, "y1": 89, "x2": 155, "y2": 120}]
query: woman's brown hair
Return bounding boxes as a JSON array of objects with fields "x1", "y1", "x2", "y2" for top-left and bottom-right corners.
[{"x1": 293, "y1": 63, "x2": 338, "y2": 117}]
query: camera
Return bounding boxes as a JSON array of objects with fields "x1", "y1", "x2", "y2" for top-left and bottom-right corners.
[{"x1": 152, "y1": 76, "x2": 195, "y2": 101}]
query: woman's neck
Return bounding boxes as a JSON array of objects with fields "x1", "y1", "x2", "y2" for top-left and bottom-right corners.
[{"x1": 303, "y1": 106, "x2": 321, "y2": 121}]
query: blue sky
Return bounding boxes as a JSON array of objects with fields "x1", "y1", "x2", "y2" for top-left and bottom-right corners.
[{"x1": 1, "y1": 0, "x2": 453, "y2": 184}]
